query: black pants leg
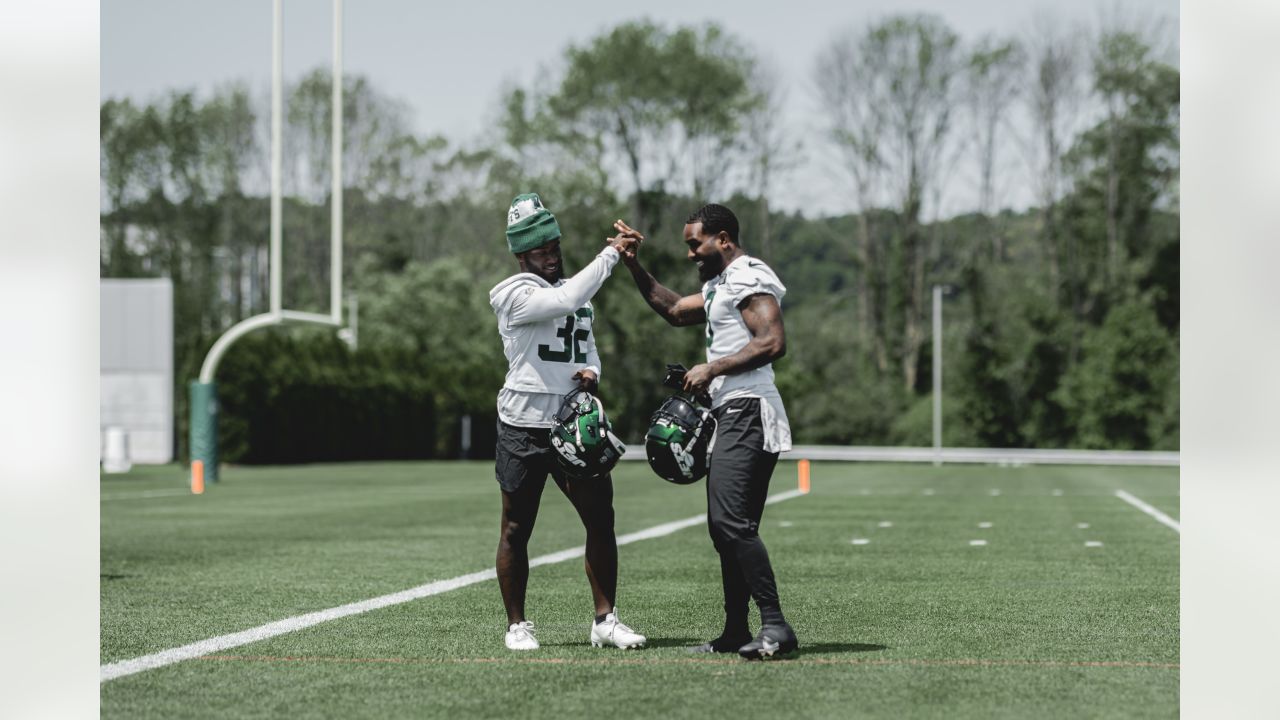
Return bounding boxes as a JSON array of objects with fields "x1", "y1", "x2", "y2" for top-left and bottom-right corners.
[{"x1": 706, "y1": 398, "x2": 783, "y2": 626}]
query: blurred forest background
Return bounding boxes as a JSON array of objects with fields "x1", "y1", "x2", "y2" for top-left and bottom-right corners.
[{"x1": 99, "y1": 13, "x2": 1179, "y2": 462}]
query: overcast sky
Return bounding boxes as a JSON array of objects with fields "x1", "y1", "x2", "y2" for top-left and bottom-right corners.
[{"x1": 102, "y1": 0, "x2": 1179, "y2": 218}]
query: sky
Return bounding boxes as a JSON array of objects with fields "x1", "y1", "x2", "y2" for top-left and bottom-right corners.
[{"x1": 101, "y1": 0, "x2": 1179, "y2": 218}]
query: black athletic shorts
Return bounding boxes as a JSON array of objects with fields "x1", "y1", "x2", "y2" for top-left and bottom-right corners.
[{"x1": 494, "y1": 420, "x2": 568, "y2": 493}]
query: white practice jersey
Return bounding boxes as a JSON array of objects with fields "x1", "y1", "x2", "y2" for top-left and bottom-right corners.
[
  {"x1": 489, "y1": 246, "x2": 619, "y2": 428},
  {"x1": 701, "y1": 254, "x2": 792, "y2": 452}
]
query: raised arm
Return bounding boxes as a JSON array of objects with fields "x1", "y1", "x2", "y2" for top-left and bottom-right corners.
[
  {"x1": 624, "y1": 262, "x2": 706, "y2": 327},
  {"x1": 613, "y1": 219, "x2": 706, "y2": 327},
  {"x1": 682, "y1": 293, "x2": 786, "y2": 394},
  {"x1": 508, "y1": 244, "x2": 623, "y2": 326}
]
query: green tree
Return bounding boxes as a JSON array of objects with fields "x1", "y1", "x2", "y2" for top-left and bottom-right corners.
[
  {"x1": 953, "y1": 271, "x2": 1024, "y2": 448},
  {"x1": 1020, "y1": 13, "x2": 1087, "y2": 296},
  {"x1": 964, "y1": 37, "x2": 1023, "y2": 229},
  {"x1": 816, "y1": 15, "x2": 964, "y2": 392},
  {"x1": 1056, "y1": 297, "x2": 1176, "y2": 449},
  {"x1": 814, "y1": 25, "x2": 890, "y2": 373},
  {"x1": 1058, "y1": 30, "x2": 1178, "y2": 341},
  {"x1": 504, "y1": 20, "x2": 759, "y2": 235},
  {"x1": 355, "y1": 257, "x2": 505, "y2": 402}
]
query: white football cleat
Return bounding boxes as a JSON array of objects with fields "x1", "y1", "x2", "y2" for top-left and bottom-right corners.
[
  {"x1": 590, "y1": 610, "x2": 646, "y2": 649},
  {"x1": 505, "y1": 620, "x2": 539, "y2": 651}
]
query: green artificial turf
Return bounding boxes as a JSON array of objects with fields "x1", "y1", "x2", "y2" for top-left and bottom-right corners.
[{"x1": 101, "y1": 460, "x2": 1178, "y2": 719}]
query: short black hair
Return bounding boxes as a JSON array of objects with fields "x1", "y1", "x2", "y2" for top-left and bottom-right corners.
[{"x1": 686, "y1": 203, "x2": 740, "y2": 246}]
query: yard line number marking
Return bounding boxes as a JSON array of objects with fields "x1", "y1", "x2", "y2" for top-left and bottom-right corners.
[
  {"x1": 1114, "y1": 489, "x2": 1180, "y2": 533},
  {"x1": 100, "y1": 489, "x2": 808, "y2": 682}
]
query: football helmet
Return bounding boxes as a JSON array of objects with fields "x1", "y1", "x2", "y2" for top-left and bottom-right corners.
[
  {"x1": 645, "y1": 391, "x2": 716, "y2": 484},
  {"x1": 550, "y1": 390, "x2": 626, "y2": 480}
]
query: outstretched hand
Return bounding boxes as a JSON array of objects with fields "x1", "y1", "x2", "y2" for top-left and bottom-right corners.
[
  {"x1": 606, "y1": 234, "x2": 639, "y2": 258},
  {"x1": 612, "y1": 219, "x2": 645, "y2": 264}
]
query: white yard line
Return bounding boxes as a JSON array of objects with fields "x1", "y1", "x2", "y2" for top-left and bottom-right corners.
[
  {"x1": 101, "y1": 489, "x2": 804, "y2": 683},
  {"x1": 101, "y1": 489, "x2": 193, "y2": 501},
  {"x1": 1115, "y1": 489, "x2": 1180, "y2": 533},
  {"x1": 765, "y1": 488, "x2": 806, "y2": 505}
]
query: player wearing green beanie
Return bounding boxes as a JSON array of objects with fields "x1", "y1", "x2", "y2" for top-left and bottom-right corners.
[{"x1": 488, "y1": 193, "x2": 647, "y2": 652}]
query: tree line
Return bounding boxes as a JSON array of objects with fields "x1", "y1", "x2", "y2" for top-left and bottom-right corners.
[{"x1": 100, "y1": 13, "x2": 1179, "y2": 461}]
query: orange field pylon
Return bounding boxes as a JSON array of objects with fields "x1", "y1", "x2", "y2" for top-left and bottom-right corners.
[
  {"x1": 798, "y1": 459, "x2": 811, "y2": 494},
  {"x1": 191, "y1": 461, "x2": 205, "y2": 495}
]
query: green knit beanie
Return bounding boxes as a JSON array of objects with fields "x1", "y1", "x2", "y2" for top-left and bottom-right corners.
[{"x1": 505, "y1": 193, "x2": 562, "y2": 254}]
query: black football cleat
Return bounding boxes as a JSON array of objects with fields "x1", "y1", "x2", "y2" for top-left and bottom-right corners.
[
  {"x1": 737, "y1": 624, "x2": 799, "y2": 660},
  {"x1": 688, "y1": 633, "x2": 753, "y2": 654}
]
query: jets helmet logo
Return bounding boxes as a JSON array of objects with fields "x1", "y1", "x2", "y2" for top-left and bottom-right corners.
[
  {"x1": 670, "y1": 439, "x2": 696, "y2": 476},
  {"x1": 549, "y1": 433, "x2": 588, "y2": 468}
]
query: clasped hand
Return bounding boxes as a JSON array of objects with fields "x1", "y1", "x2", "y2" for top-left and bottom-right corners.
[{"x1": 607, "y1": 219, "x2": 645, "y2": 263}]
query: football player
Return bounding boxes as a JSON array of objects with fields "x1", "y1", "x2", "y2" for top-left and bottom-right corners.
[
  {"x1": 488, "y1": 193, "x2": 646, "y2": 651},
  {"x1": 614, "y1": 204, "x2": 799, "y2": 660}
]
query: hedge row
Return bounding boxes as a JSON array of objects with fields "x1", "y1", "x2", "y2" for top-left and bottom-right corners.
[{"x1": 211, "y1": 331, "x2": 496, "y2": 464}]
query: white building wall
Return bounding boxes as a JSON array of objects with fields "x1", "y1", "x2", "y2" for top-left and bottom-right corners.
[{"x1": 100, "y1": 279, "x2": 173, "y2": 463}]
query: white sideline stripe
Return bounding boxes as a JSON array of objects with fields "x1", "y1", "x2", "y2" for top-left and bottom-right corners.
[
  {"x1": 101, "y1": 489, "x2": 192, "y2": 501},
  {"x1": 100, "y1": 490, "x2": 804, "y2": 683},
  {"x1": 1115, "y1": 490, "x2": 1181, "y2": 533}
]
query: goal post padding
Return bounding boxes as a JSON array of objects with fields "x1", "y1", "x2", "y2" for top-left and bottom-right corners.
[{"x1": 189, "y1": 381, "x2": 219, "y2": 483}]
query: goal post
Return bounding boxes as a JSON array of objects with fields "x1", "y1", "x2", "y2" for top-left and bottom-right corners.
[{"x1": 189, "y1": 0, "x2": 346, "y2": 490}]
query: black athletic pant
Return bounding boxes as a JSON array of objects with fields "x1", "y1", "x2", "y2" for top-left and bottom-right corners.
[{"x1": 706, "y1": 397, "x2": 784, "y2": 631}]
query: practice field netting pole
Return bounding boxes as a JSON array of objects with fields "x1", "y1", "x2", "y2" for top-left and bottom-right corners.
[{"x1": 188, "y1": 0, "x2": 346, "y2": 491}]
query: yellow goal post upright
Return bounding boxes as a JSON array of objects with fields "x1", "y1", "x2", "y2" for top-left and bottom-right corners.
[{"x1": 190, "y1": 0, "x2": 348, "y2": 491}]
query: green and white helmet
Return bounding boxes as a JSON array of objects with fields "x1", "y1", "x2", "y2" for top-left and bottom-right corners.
[
  {"x1": 645, "y1": 392, "x2": 716, "y2": 484},
  {"x1": 550, "y1": 391, "x2": 626, "y2": 480}
]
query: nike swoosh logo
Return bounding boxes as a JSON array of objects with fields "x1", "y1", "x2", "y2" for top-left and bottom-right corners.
[
  {"x1": 726, "y1": 409, "x2": 742, "y2": 414},
  {"x1": 762, "y1": 638, "x2": 779, "y2": 652}
]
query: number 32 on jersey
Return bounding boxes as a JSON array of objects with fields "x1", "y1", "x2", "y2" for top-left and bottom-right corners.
[{"x1": 538, "y1": 307, "x2": 592, "y2": 363}]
